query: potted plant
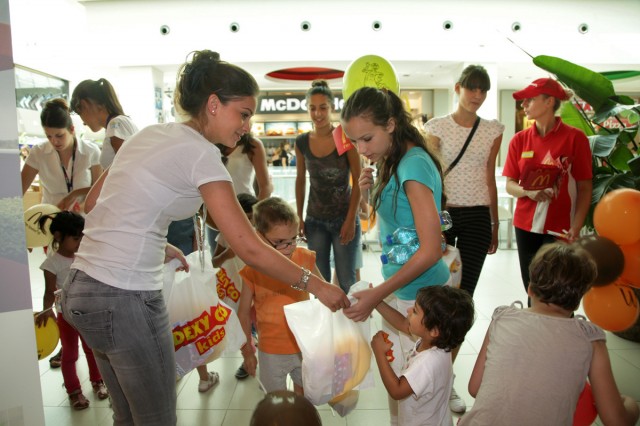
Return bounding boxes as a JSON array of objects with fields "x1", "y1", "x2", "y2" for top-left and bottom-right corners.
[{"x1": 532, "y1": 56, "x2": 640, "y2": 342}]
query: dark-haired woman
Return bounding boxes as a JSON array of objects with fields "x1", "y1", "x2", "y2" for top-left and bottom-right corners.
[
  {"x1": 425, "y1": 66, "x2": 504, "y2": 414},
  {"x1": 71, "y1": 78, "x2": 139, "y2": 169},
  {"x1": 295, "y1": 80, "x2": 362, "y2": 293},
  {"x1": 61, "y1": 50, "x2": 348, "y2": 425},
  {"x1": 341, "y1": 87, "x2": 450, "y2": 425},
  {"x1": 21, "y1": 98, "x2": 102, "y2": 210},
  {"x1": 425, "y1": 65, "x2": 504, "y2": 298}
]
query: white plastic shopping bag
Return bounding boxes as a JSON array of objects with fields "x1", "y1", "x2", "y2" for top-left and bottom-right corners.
[
  {"x1": 442, "y1": 245, "x2": 462, "y2": 289},
  {"x1": 163, "y1": 249, "x2": 245, "y2": 379},
  {"x1": 283, "y1": 281, "x2": 374, "y2": 416},
  {"x1": 215, "y1": 256, "x2": 245, "y2": 312}
]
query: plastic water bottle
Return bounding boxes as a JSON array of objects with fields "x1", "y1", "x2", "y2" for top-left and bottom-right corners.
[
  {"x1": 380, "y1": 240, "x2": 420, "y2": 265},
  {"x1": 441, "y1": 235, "x2": 447, "y2": 253},
  {"x1": 440, "y1": 210, "x2": 452, "y2": 231},
  {"x1": 386, "y1": 227, "x2": 418, "y2": 245}
]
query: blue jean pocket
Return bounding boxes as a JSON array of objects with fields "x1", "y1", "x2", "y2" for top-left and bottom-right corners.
[{"x1": 67, "y1": 309, "x2": 115, "y2": 353}]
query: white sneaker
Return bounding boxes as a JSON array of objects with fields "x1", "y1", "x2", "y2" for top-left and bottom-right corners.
[
  {"x1": 198, "y1": 372, "x2": 220, "y2": 393},
  {"x1": 449, "y1": 386, "x2": 466, "y2": 413}
]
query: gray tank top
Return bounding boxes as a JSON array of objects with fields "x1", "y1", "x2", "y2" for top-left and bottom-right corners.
[{"x1": 296, "y1": 132, "x2": 351, "y2": 220}]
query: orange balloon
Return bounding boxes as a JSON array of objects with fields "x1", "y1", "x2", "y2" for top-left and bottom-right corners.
[
  {"x1": 593, "y1": 188, "x2": 640, "y2": 246},
  {"x1": 619, "y1": 241, "x2": 640, "y2": 289},
  {"x1": 583, "y1": 282, "x2": 639, "y2": 331}
]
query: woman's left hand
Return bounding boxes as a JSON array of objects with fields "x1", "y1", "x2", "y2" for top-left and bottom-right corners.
[
  {"x1": 565, "y1": 226, "x2": 581, "y2": 243},
  {"x1": 343, "y1": 287, "x2": 380, "y2": 322},
  {"x1": 164, "y1": 243, "x2": 189, "y2": 272},
  {"x1": 339, "y1": 219, "x2": 356, "y2": 245},
  {"x1": 488, "y1": 223, "x2": 499, "y2": 254}
]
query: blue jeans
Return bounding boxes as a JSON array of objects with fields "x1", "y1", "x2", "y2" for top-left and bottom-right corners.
[
  {"x1": 305, "y1": 215, "x2": 361, "y2": 293},
  {"x1": 62, "y1": 270, "x2": 177, "y2": 426}
]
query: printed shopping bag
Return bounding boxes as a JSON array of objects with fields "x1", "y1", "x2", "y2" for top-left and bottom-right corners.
[
  {"x1": 284, "y1": 281, "x2": 374, "y2": 416},
  {"x1": 164, "y1": 249, "x2": 245, "y2": 379},
  {"x1": 215, "y1": 255, "x2": 245, "y2": 312},
  {"x1": 442, "y1": 244, "x2": 462, "y2": 289}
]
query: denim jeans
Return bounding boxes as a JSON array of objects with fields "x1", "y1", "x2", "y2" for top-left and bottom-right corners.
[
  {"x1": 62, "y1": 270, "x2": 177, "y2": 426},
  {"x1": 304, "y1": 215, "x2": 361, "y2": 293}
]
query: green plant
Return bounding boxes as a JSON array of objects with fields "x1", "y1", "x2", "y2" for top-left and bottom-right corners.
[{"x1": 533, "y1": 55, "x2": 640, "y2": 228}]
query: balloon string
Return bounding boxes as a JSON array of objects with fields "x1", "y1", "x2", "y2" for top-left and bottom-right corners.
[{"x1": 255, "y1": 376, "x2": 267, "y2": 394}]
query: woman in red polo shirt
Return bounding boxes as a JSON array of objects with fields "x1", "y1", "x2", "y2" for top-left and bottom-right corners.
[{"x1": 503, "y1": 78, "x2": 592, "y2": 299}]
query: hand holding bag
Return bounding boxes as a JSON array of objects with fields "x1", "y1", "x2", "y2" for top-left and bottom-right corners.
[
  {"x1": 284, "y1": 280, "x2": 374, "y2": 416},
  {"x1": 163, "y1": 212, "x2": 245, "y2": 379}
]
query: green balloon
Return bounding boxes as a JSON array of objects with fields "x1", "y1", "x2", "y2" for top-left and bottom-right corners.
[{"x1": 342, "y1": 55, "x2": 400, "y2": 101}]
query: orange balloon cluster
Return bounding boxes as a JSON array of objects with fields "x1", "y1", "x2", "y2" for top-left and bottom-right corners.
[{"x1": 583, "y1": 188, "x2": 640, "y2": 332}]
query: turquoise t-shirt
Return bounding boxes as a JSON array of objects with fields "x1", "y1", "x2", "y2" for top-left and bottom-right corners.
[{"x1": 376, "y1": 147, "x2": 450, "y2": 300}]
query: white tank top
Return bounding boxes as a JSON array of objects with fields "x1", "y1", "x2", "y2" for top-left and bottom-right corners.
[{"x1": 226, "y1": 146, "x2": 255, "y2": 195}]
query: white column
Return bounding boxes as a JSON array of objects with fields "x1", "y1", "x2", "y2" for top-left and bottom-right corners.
[
  {"x1": 115, "y1": 66, "x2": 165, "y2": 129},
  {"x1": 0, "y1": 0, "x2": 46, "y2": 423}
]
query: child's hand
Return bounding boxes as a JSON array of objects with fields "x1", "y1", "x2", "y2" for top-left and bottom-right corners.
[
  {"x1": 243, "y1": 353, "x2": 258, "y2": 377},
  {"x1": 35, "y1": 310, "x2": 55, "y2": 328},
  {"x1": 371, "y1": 331, "x2": 394, "y2": 361}
]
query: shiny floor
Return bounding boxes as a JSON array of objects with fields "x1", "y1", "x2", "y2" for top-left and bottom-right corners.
[{"x1": 29, "y1": 241, "x2": 640, "y2": 425}]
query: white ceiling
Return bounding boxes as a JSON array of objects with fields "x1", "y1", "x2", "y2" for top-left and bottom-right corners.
[{"x1": 8, "y1": 0, "x2": 640, "y2": 94}]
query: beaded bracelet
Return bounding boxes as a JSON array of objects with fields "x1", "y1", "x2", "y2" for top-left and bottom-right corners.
[{"x1": 291, "y1": 267, "x2": 311, "y2": 291}]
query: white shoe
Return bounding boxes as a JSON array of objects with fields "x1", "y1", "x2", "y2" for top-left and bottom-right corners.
[
  {"x1": 198, "y1": 372, "x2": 220, "y2": 393},
  {"x1": 449, "y1": 386, "x2": 466, "y2": 413}
]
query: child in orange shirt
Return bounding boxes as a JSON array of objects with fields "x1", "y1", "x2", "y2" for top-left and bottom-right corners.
[{"x1": 238, "y1": 197, "x2": 323, "y2": 394}]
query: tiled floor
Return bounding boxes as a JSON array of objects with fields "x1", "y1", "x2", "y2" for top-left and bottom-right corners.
[{"x1": 29, "y1": 241, "x2": 640, "y2": 425}]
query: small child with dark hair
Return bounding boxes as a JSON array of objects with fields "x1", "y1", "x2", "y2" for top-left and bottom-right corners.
[
  {"x1": 195, "y1": 193, "x2": 259, "y2": 391},
  {"x1": 36, "y1": 211, "x2": 108, "y2": 410},
  {"x1": 461, "y1": 242, "x2": 639, "y2": 426},
  {"x1": 250, "y1": 390, "x2": 321, "y2": 426},
  {"x1": 371, "y1": 285, "x2": 475, "y2": 426}
]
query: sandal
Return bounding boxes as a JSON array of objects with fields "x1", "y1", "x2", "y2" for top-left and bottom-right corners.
[
  {"x1": 49, "y1": 349, "x2": 62, "y2": 369},
  {"x1": 69, "y1": 390, "x2": 89, "y2": 411},
  {"x1": 92, "y1": 380, "x2": 109, "y2": 400},
  {"x1": 198, "y1": 372, "x2": 220, "y2": 393}
]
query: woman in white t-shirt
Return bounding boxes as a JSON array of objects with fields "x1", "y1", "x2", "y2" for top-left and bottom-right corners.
[
  {"x1": 21, "y1": 99, "x2": 102, "y2": 209},
  {"x1": 70, "y1": 78, "x2": 139, "y2": 169},
  {"x1": 61, "y1": 50, "x2": 349, "y2": 425}
]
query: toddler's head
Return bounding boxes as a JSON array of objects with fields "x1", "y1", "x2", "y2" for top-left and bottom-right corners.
[
  {"x1": 38, "y1": 211, "x2": 84, "y2": 254},
  {"x1": 415, "y1": 286, "x2": 475, "y2": 352},
  {"x1": 529, "y1": 242, "x2": 597, "y2": 311},
  {"x1": 250, "y1": 390, "x2": 321, "y2": 426},
  {"x1": 253, "y1": 197, "x2": 300, "y2": 258}
]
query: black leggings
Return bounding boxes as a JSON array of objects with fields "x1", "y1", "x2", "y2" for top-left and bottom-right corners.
[
  {"x1": 514, "y1": 227, "x2": 557, "y2": 296},
  {"x1": 444, "y1": 206, "x2": 492, "y2": 296}
]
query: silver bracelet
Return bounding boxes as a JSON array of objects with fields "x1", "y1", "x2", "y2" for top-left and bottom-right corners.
[{"x1": 291, "y1": 267, "x2": 311, "y2": 291}]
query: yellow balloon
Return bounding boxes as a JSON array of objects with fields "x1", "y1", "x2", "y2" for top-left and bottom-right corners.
[
  {"x1": 24, "y1": 203, "x2": 60, "y2": 248},
  {"x1": 342, "y1": 55, "x2": 400, "y2": 101},
  {"x1": 34, "y1": 314, "x2": 60, "y2": 360}
]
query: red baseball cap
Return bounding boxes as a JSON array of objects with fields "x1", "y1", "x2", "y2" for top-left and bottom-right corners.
[{"x1": 512, "y1": 78, "x2": 570, "y2": 101}]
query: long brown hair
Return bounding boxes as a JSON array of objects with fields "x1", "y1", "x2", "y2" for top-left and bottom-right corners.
[{"x1": 341, "y1": 87, "x2": 445, "y2": 216}]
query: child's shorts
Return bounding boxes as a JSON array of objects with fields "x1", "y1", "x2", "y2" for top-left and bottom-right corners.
[{"x1": 257, "y1": 350, "x2": 303, "y2": 392}]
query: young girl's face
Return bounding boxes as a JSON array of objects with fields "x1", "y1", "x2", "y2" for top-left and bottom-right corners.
[
  {"x1": 342, "y1": 115, "x2": 394, "y2": 163},
  {"x1": 212, "y1": 96, "x2": 256, "y2": 148},
  {"x1": 59, "y1": 234, "x2": 82, "y2": 256},
  {"x1": 75, "y1": 99, "x2": 104, "y2": 132},
  {"x1": 43, "y1": 127, "x2": 75, "y2": 152},
  {"x1": 260, "y1": 222, "x2": 300, "y2": 259},
  {"x1": 307, "y1": 94, "x2": 333, "y2": 130},
  {"x1": 406, "y1": 302, "x2": 428, "y2": 337},
  {"x1": 456, "y1": 84, "x2": 487, "y2": 114}
]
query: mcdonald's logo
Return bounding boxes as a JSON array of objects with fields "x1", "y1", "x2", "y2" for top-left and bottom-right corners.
[{"x1": 531, "y1": 174, "x2": 551, "y2": 188}]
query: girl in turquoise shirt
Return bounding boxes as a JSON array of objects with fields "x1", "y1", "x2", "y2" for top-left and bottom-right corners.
[{"x1": 341, "y1": 87, "x2": 450, "y2": 424}]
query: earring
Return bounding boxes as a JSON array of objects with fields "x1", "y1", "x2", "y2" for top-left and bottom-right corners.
[{"x1": 211, "y1": 109, "x2": 216, "y2": 115}]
